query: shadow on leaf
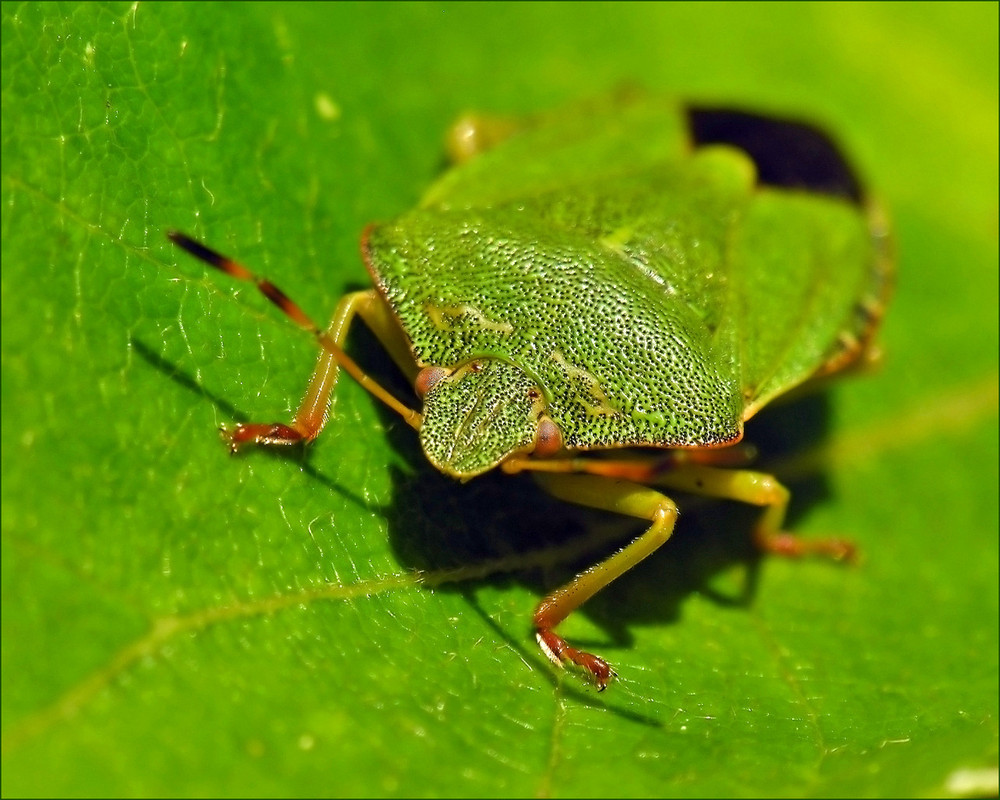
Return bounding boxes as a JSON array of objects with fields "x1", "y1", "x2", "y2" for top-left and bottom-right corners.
[{"x1": 137, "y1": 324, "x2": 844, "y2": 711}]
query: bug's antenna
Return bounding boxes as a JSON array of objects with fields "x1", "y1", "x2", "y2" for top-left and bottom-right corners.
[{"x1": 166, "y1": 231, "x2": 421, "y2": 429}]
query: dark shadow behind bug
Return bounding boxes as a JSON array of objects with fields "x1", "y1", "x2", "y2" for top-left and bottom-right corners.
[{"x1": 353, "y1": 316, "x2": 840, "y2": 658}]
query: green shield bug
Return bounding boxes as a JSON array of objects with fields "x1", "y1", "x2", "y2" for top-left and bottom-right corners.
[{"x1": 168, "y1": 92, "x2": 892, "y2": 690}]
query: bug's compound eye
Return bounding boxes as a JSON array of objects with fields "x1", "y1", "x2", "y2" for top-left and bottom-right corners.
[
  {"x1": 468, "y1": 360, "x2": 484, "y2": 373},
  {"x1": 533, "y1": 416, "x2": 563, "y2": 458},
  {"x1": 414, "y1": 366, "x2": 450, "y2": 399}
]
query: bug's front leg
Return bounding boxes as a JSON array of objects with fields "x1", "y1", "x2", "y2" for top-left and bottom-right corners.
[
  {"x1": 168, "y1": 232, "x2": 422, "y2": 451},
  {"x1": 526, "y1": 472, "x2": 680, "y2": 690},
  {"x1": 227, "y1": 289, "x2": 419, "y2": 451},
  {"x1": 510, "y1": 453, "x2": 856, "y2": 688}
]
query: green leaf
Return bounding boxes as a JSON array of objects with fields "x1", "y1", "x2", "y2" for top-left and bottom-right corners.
[{"x1": 3, "y1": 2, "x2": 996, "y2": 796}]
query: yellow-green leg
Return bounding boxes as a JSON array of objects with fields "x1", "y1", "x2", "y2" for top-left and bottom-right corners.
[
  {"x1": 227, "y1": 288, "x2": 421, "y2": 450},
  {"x1": 529, "y1": 472, "x2": 679, "y2": 690},
  {"x1": 651, "y1": 464, "x2": 855, "y2": 561},
  {"x1": 517, "y1": 454, "x2": 855, "y2": 561},
  {"x1": 167, "y1": 233, "x2": 422, "y2": 447},
  {"x1": 444, "y1": 113, "x2": 524, "y2": 165},
  {"x1": 511, "y1": 453, "x2": 855, "y2": 688}
]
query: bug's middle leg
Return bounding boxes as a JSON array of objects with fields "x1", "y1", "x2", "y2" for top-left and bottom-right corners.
[
  {"x1": 527, "y1": 472, "x2": 679, "y2": 690},
  {"x1": 648, "y1": 464, "x2": 856, "y2": 561},
  {"x1": 518, "y1": 456, "x2": 856, "y2": 562}
]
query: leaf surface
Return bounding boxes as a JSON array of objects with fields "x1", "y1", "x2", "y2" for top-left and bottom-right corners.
[{"x1": 3, "y1": 2, "x2": 996, "y2": 796}]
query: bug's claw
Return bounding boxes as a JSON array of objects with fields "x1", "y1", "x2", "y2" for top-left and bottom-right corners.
[
  {"x1": 536, "y1": 629, "x2": 617, "y2": 691},
  {"x1": 758, "y1": 531, "x2": 858, "y2": 564},
  {"x1": 221, "y1": 422, "x2": 307, "y2": 453}
]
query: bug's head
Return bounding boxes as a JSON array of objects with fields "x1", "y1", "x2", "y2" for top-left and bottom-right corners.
[{"x1": 414, "y1": 358, "x2": 562, "y2": 480}]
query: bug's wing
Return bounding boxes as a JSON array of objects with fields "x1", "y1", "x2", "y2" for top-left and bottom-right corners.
[
  {"x1": 420, "y1": 92, "x2": 690, "y2": 211},
  {"x1": 722, "y1": 190, "x2": 885, "y2": 418},
  {"x1": 373, "y1": 91, "x2": 889, "y2": 443}
]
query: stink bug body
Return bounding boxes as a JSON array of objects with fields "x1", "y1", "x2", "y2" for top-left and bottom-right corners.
[{"x1": 169, "y1": 92, "x2": 891, "y2": 689}]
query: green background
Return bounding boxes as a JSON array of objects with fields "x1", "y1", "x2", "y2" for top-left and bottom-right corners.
[{"x1": 3, "y1": 2, "x2": 997, "y2": 796}]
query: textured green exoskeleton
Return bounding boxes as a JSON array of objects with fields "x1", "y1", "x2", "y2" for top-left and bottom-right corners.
[{"x1": 169, "y1": 92, "x2": 892, "y2": 690}]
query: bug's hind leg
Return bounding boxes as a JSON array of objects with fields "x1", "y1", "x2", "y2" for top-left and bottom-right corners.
[
  {"x1": 651, "y1": 465, "x2": 856, "y2": 562},
  {"x1": 227, "y1": 288, "x2": 418, "y2": 451},
  {"x1": 528, "y1": 472, "x2": 680, "y2": 690},
  {"x1": 444, "y1": 113, "x2": 524, "y2": 165}
]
